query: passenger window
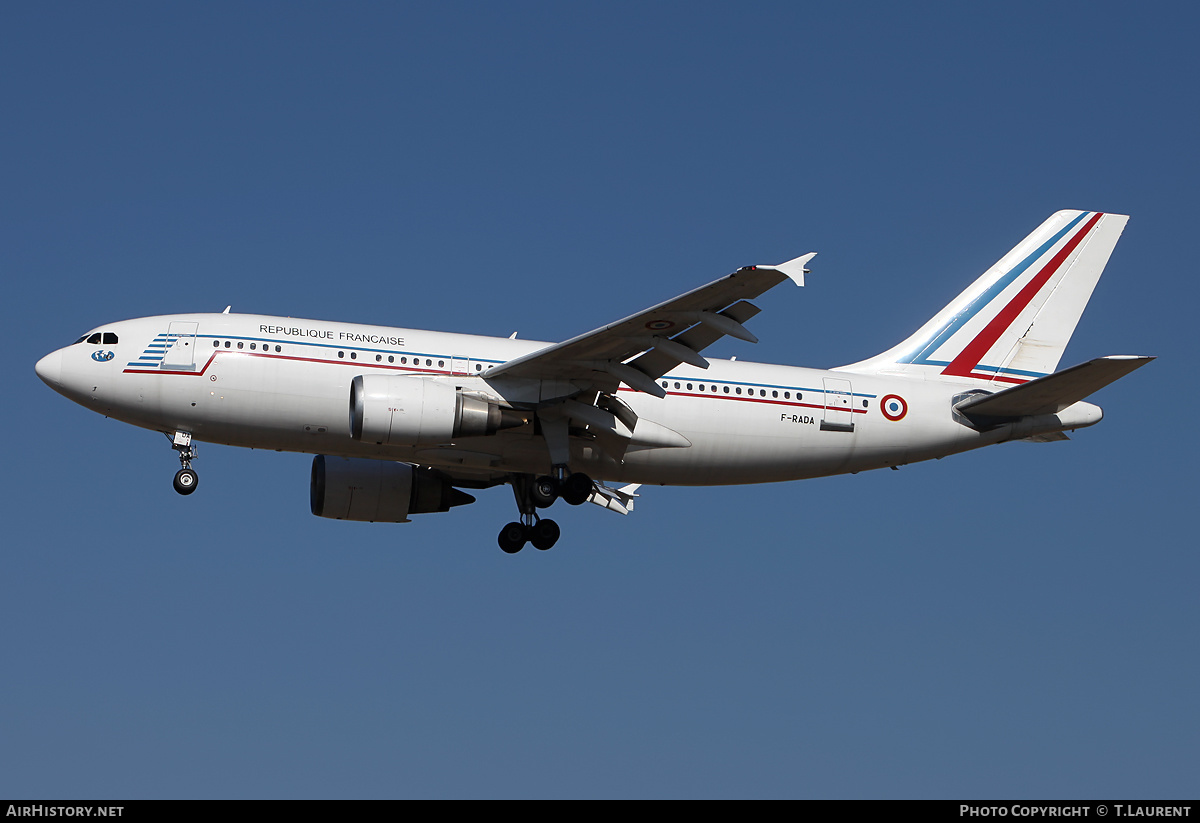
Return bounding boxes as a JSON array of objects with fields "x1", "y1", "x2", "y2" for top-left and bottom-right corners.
[
  {"x1": 375, "y1": 354, "x2": 382, "y2": 362},
  {"x1": 350, "y1": 352, "x2": 357, "y2": 360},
  {"x1": 736, "y1": 387, "x2": 742, "y2": 395},
  {"x1": 237, "y1": 341, "x2": 244, "y2": 349},
  {"x1": 475, "y1": 363, "x2": 482, "y2": 371},
  {"x1": 438, "y1": 360, "x2": 444, "y2": 368},
  {"x1": 103, "y1": 332, "x2": 118, "y2": 344},
  {"x1": 250, "y1": 343, "x2": 256, "y2": 350},
  {"x1": 723, "y1": 386, "x2": 729, "y2": 394},
  {"x1": 214, "y1": 340, "x2": 220, "y2": 347},
  {"x1": 388, "y1": 355, "x2": 394, "y2": 363},
  {"x1": 275, "y1": 345, "x2": 281, "y2": 352},
  {"x1": 772, "y1": 391, "x2": 778, "y2": 398},
  {"x1": 338, "y1": 351, "x2": 344, "y2": 359},
  {"x1": 225, "y1": 341, "x2": 231, "y2": 348}
]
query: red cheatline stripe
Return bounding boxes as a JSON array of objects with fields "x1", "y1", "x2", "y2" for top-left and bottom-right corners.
[{"x1": 942, "y1": 212, "x2": 1103, "y2": 379}]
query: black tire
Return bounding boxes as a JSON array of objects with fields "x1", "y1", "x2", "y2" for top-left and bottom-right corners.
[
  {"x1": 560, "y1": 472, "x2": 592, "y2": 506},
  {"x1": 531, "y1": 475, "x2": 559, "y2": 509},
  {"x1": 498, "y1": 522, "x2": 527, "y2": 554},
  {"x1": 530, "y1": 519, "x2": 561, "y2": 551},
  {"x1": 173, "y1": 468, "x2": 199, "y2": 496}
]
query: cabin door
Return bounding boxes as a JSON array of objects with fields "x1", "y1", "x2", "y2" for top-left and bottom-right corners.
[
  {"x1": 820, "y1": 377, "x2": 855, "y2": 432},
  {"x1": 162, "y1": 322, "x2": 199, "y2": 371}
]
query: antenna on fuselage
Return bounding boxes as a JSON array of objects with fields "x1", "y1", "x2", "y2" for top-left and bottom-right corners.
[{"x1": 222, "y1": 306, "x2": 231, "y2": 314}]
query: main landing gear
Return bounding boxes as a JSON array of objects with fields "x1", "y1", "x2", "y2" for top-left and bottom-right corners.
[
  {"x1": 168, "y1": 431, "x2": 199, "y2": 496},
  {"x1": 497, "y1": 468, "x2": 593, "y2": 554}
]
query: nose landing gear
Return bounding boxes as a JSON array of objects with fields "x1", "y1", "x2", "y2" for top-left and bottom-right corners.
[{"x1": 168, "y1": 431, "x2": 199, "y2": 496}]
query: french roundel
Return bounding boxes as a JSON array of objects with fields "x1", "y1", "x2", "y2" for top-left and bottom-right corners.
[{"x1": 881, "y1": 394, "x2": 907, "y2": 421}]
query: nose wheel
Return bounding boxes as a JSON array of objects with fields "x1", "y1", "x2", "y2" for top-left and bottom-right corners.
[
  {"x1": 173, "y1": 467, "x2": 199, "y2": 495},
  {"x1": 167, "y1": 430, "x2": 199, "y2": 496}
]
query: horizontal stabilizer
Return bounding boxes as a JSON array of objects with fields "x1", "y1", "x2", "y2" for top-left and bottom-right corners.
[{"x1": 957, "y1": 355, "x2": 1154, "y2": 418}]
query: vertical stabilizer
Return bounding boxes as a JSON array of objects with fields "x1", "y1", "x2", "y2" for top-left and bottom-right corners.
[{"x1": 839, "y1": 211, "x2": 1128, "y2": 385}]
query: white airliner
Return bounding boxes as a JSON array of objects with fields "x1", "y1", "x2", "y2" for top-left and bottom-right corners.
[{"x1": 36, "y1": 210, "x2": 1151, "y2": 552}]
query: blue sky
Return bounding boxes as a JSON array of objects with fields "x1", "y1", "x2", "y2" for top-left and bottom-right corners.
[{"x1": 3, "y1": 2, "x2": 1196, "y2": 799}]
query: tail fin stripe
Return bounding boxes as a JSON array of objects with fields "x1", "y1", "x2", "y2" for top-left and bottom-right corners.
[
  {"x1": 899, "y1": 211, "x2": 1092, "y2": 370},
  {"x1": 837, "y1": 210, "x2": 1129, "y2": 383},
  {"x1": 941, "y1": 211, "x2": 1104, "y2": 379}
]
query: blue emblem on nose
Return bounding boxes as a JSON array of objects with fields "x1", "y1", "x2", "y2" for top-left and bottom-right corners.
[{"x1": 92, "y1": 350, "x2": 115, "y2": 362}]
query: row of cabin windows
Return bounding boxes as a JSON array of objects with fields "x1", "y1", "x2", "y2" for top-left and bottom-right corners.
[
  {"x1": 365, "y1": 354, "x2": 486, "y2": 371},
  {"x1": 76, "y1": 332, "x2": 118, "y2": 344},
  {"x1": 212, "y1": 340, "x2": 490, "y2": 372},
  {"x1": 661, "y1": 380, "x2": 802, "y2": 401},
  {"x1": 214, "y1": 340, "x2": 282, "y2": 352}
]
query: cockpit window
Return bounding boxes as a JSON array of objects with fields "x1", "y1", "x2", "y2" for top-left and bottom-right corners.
[
  {"x1": 103, "y1": 332, "x2": 118, "y2": 344},
  {"x1": 74, "y1": 335, "x2": 88, "y2": 345},
  {"x1": 87, "y1": 333, "x2": 102, "y2": 344}
]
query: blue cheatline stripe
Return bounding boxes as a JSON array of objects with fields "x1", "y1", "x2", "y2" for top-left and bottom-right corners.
[
  {"x1": 897, "y1": 212, "x2": 1090, "y2": 367},
  {"x1": 965, "y1": 362, "x2": 1047, "y2": 379},
  {"x1": 661, "y1": 375, "x2": 877, "y2": 400},
  {"x1": 193, "y1": 333, "x2": 506, "y2": 364}
]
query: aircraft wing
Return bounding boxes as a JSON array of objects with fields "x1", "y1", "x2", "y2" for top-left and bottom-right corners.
[{"x1": 485, "y1": 253, "x2": 815, "y2": 396}]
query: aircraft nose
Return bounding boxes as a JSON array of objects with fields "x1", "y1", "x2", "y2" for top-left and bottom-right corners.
[{"x1": 35, "y1": 349, "x2": 63, "y2": 388}]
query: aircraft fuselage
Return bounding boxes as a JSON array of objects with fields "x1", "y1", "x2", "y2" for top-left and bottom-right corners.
[{"x1": 37, "y1": 312, "x2": 1092, "y2": 487}]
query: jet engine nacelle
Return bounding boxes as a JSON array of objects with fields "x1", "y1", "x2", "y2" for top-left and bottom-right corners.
[
  {"x1": 350, "y1": 374, "x2": 521, "y2": 445},
  {"x1": 310, "y1": 455, "x2": 475, "y2": 522}
]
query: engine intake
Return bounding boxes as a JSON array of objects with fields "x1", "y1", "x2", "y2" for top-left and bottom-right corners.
[
  {"x1": 310, "y1": 455, "x2": 475, "y2": 522},
  {"x1": 350, "y1": 374, "x2": 522, "y2": 445}
]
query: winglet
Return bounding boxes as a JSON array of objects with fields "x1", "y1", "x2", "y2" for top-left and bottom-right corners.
[{"x1": 759, "y1": 252, "x2": 816, "y2": 287}]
